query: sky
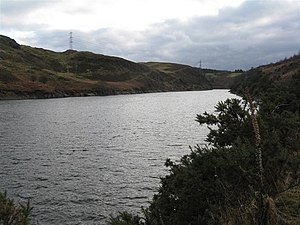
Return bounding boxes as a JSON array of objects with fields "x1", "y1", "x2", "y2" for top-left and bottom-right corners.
[{"x1": 0, "y1": 0, "x2": 299, "y2": 70}]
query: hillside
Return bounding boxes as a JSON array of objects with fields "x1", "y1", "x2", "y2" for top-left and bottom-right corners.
[
  {"x1": 231, "y1": 54, "x2": 300, "y2": 96},
  {"x1": 144, "y1": 62, "x2": 242, "y2": 89},
  {"x1": 0, "y1": 35, "x2": 214, "y2": 100}
]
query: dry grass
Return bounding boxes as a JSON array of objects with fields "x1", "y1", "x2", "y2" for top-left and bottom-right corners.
[
  {"x1": 275, "y1": 186, "x2": 300, "y2": 225},
  {"x1": 216, "y1": 191, "x2": 300, "y2": 225}
]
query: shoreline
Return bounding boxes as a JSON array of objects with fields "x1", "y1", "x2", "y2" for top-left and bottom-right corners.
[{"x1": 0, "y1": 87, "x2": 229, "y2": 101}]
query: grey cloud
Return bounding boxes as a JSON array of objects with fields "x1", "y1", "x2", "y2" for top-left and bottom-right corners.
[
  {"x1": 1, "y1": 0, "x2": 51, "y2": 16},
  {"x1": 134, "y1": 0, "x2": 300, "y2": 69},
  {"x1": 0, "y1": 0, "x2": 53, "y2": 30}
]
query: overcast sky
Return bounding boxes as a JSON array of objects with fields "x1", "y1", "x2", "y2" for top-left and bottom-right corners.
[{"x1": 0, "y1": 0, "x2": 299, "y2": 70}]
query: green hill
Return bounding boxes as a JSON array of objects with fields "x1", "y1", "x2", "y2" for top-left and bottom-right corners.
[{"x1": 0, "y1": 35, "x2": 215, "y2": 100}]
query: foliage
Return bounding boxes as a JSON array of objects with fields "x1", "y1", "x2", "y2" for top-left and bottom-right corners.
[
  {"x1": 0, "y1": 191, "x2": 33, "y2": 225},
  {"x1": 145, "y1": 98, "x2": 259, "y2": 225},
  {"x1": 107, "y1": 211, "x2": 142, "y2": 225},
  {"x1": 196, "y1": 98, "x2": 253, "y2": 147}
]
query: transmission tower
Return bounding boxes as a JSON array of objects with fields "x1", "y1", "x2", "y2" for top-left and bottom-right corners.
[
  {"x1": 198, "y1": 60, "x2": 202, "y2": 74},
  {"x1": 69, "y1": 32, "x2": 73, "y2": 50}
]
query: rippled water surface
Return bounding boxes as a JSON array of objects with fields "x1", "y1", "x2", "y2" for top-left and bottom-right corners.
[{"x1": 0, "y1": 90, "x2": 236, "y2": 225}]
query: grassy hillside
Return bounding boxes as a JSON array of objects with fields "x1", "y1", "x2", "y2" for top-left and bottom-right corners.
[
  {"x1": 0, "y1": 35, "x2": 214, "y2": 99},
  {"x1": 145, "y1": 62, "x2": 243, "y2": 89},
  {"x1": 142, "y1": 62, "x2": 214, "y2": 90},
  {"x1": 231, "y1": 54, "x2": 300, "y2": 96},
  {"x1": 205, "y1": 70, "x2": 243, "y2": 89}
]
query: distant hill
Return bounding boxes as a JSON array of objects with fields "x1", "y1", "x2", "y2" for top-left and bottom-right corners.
[
  {"x1": 0, "y1": 35, "x2": 219, "y2": 100},
  {"x1": 144, "y1": 62, "x2": 242, "y2": 89}
]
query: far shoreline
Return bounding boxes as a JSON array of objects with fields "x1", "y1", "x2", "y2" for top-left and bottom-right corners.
[{"x1": 0, "y1": 88, "x2": 233, "y2": 101}]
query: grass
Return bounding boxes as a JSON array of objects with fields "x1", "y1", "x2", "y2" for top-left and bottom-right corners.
[
  {"x1": 143, "y1": 62, "x2": 187, "y2": 74},
  {"x1": 204, "y1": 71, "x2": 242, "y2": 78},
  {"x1": 275, "y1": 186, "x2": 300, "y2": 224}
]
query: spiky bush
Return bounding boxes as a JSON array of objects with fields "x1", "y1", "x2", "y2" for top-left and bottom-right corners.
[{"x1": 0, "y1": 191, "x2": 33, "y2": 225}]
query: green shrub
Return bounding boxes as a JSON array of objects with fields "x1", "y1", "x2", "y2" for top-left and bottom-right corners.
[{"x1": 0, "y1": 191, "x2": 33, "y2": 225}]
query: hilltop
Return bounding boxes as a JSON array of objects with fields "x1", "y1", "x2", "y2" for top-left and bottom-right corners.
[{"x1": 0, "y1": 35, "x2": 237, "y2": 100}]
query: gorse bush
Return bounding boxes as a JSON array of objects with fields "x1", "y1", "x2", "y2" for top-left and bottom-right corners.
[
  {"x1": 0, "y1": 191, "x2": 33, "y2": 225},
  {"x1": 146, "y1": 98, "x2": 259, "y2": 225},
  {"x1": 107, "y1": 211, "x2": 142, "y2": 225}
]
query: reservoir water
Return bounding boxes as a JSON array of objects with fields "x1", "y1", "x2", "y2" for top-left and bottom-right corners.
[{"x1": 0, "y1": 90, "x2": 237, "y2": 225}]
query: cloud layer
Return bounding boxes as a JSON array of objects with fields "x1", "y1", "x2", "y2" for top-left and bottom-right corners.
[{"x1": 1, "y1": 0, "x2": 299, "y2": 70}]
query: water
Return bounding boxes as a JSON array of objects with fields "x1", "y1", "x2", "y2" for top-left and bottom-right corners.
[{"x1": 0, "y1": 90, "x2": 236, "y2": 225}]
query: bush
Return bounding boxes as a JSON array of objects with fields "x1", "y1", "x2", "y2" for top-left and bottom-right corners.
[
  {"x1": 38, "y1": 75, "x2": 48, "y2": 84},
  {"x1": 107, "y1": 211, "x2": 142, "y2": 225},
  {"x1": 0, "y1": 191, "x2": 33, "y2": 225}
]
